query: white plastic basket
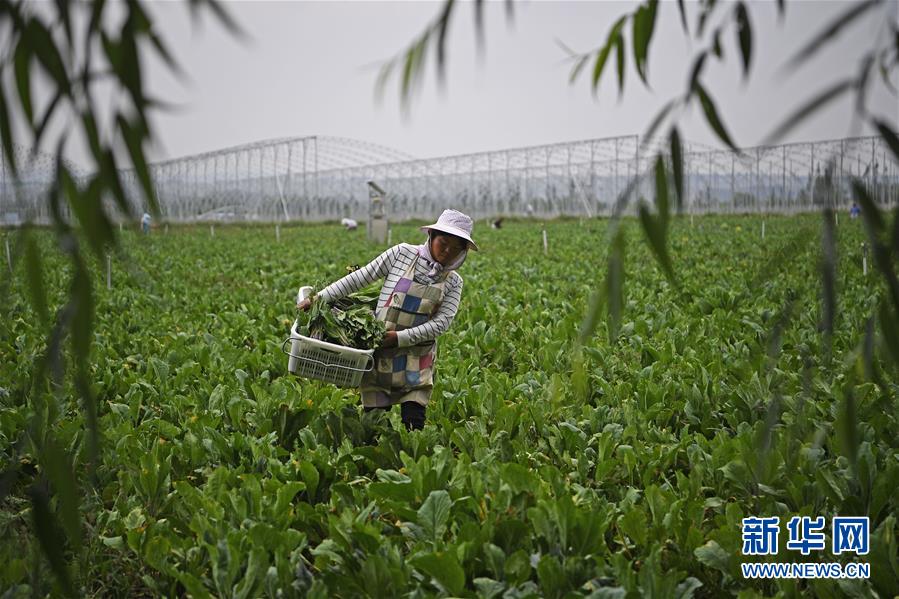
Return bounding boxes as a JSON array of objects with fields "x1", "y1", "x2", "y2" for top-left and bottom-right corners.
[{"x1": 283, "y1": 286, "x2": 375, "y2": 388}]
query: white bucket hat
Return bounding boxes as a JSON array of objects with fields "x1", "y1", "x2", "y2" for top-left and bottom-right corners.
[{"x1": 421, "y1": 209, "x2": 479, "y2": 251}]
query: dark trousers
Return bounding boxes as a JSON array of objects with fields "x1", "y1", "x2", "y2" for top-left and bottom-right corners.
[{"x1": 364, "y1": 401, "x2": 426, "y2": 430}]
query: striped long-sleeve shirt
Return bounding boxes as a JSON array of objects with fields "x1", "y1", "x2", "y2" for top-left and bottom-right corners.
[{"x1": 317, "y1": 243, "x2": 464, "y2": 348}]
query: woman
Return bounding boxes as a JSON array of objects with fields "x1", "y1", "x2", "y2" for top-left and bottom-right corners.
[{"x1": 298, "y1": 209, "x2": 477, "y2": 430}]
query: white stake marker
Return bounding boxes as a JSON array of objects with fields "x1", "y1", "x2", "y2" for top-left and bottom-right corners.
[
  {"x1": 690, "y1": 214, "x2": 694, "y2": 227},
  {"x1": 210, "y1": 225, "x2": 215, "y2": 238},
  {"x1": 5, "y1": 238, "x2": 11, "y2": 274},
  {"x1": 119, "y1": 222, "x2": 123, "y2": 233},
  {"x1": 276, "y1": 224, "x2": 280, "y2": 242},
  {"x1": 387, "y1": 228, "x2": 392, "y2": 246},
  {"x1": 542, "y1": 227, "x2": 548, "y2": 255},
  {"x1": 165, "y1": 224, "x2": 169, "y2": 234},
  {"x1": 862, "y1": 243, "x2": 868, "y2": 276},
  {"x1": 106, "y1": 254, "x2": 112, "y2": 290},
  {"x1": 762, "y1": 221, "x2": 766, "y2": 240}
]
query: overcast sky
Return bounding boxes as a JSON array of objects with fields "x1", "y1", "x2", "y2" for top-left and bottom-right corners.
[{"x1": 27, "y1": 0, "x2": 899, "y2": 167}]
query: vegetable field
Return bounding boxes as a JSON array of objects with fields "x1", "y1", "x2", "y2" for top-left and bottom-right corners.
[{"x1": 1, "y1": 216, "x2": 897, "y2": 598}]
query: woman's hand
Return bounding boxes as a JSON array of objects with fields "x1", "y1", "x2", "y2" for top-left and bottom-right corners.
[{"x1": 380, "y1": 331, "x2": 398, "y2": 348}]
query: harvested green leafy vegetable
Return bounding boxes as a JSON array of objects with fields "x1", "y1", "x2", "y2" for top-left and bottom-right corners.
[{"x1": 297, "y1": 286, "x2": 385, "y2": 350}]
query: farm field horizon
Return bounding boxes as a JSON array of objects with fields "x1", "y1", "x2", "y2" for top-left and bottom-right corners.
[{"x1": 1, "y1": 214, "x2": 896, "y2": 597}]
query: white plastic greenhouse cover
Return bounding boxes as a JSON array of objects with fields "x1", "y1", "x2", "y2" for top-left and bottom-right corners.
[{"x1": 2, "y1": 134, "x2": 896, "y2": 224}]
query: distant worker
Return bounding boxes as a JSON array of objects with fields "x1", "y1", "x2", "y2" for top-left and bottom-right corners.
[
  {"x1": 491, "y1": 218, "x2": 503, "y2": 229},
  {"x1": 299, "y1": 209, "x2": 477, "y2": 430},
  {"x1": 141, "y1": 212, "x2": 152, "y2": 234},
  {"x1": 341, "y1": 217, "x2": 358, "y2": 231},
  {"x1": 849, "y1": 202, "x2": 860, "y2": 219},
  {"x1": 525, "y1": 204, "x2": 534, "y2": 218}
]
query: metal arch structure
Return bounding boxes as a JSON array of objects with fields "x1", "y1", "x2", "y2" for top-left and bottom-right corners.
[
  {"x1": 682, "y1": 136, "x2": 899, "y2": 214},
  {"x1": 124, "y1": 135, "x2": 418, "y2": 222},
  {"x1": 2, "y1": 134, "x2": 897, "y2": 225},
  {"x1": 0, "y1": 144, "x2": 88, "y2": 225},
  {"x1": 116, "y1": 134, "x2": 690, "y2": 222},
  {"x1": 315, "y1": 135, "x2": 670, "y2": 221}
]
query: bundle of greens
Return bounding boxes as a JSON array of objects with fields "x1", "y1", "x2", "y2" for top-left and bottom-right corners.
[{"x1": 297, "y1": 286, "x2": 386, "y2": 350}]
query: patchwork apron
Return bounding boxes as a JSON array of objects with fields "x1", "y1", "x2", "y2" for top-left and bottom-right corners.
[{"x1": 361, "y1": 257, "x2": 446, "y2": 407}]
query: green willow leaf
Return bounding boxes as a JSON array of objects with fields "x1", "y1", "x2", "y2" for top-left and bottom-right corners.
[
  {"x1": 591, "y1": 42, "x2": 613, "y2": 95},
  {"x1": 643, "y1": 99, "x2": 676, "y2": 145},
  {"x1": 14, "y1": 41, "x2": 33, "y2": 124},
  {"x1": 72, "y1": 260, "x2": 100, "y2": 472},
  {"x1": 100, "y1": 32, "x2": 121, "y2": 76},
  {"x1": 374, "y1": 61, "x2": 394, "y2": 104},
  {"x1": 735, "y1": 2, "x2": 752, "y2": 78},
  {"x1": 0, "y1": 85, "x2": 17, "y2": 177},
  {"x1": 873, "y1": 119, "x2": 899, "y2": 166},
  {"x1": 712, "y1": 29, "x2": 723, "y2": 58},
  {"x1": 591, "y1": 16, "x2": 626, "y2": 95},
  {"x1": 118, "y1": 30, "x2": 144, "y2": 107},
  {"x1": 61, "y1": 169, "x2": 113, "y2": 259},
  {"x1": 676, "y1": 0, "x2": 689, "y2": 34},
  {"x1": 632, "y1": 3, "x2": 650, "y2": 84},
  {"x1": 41, "y1": 437, "x2": 82, "y2": 553},
  {"x1": 117, "y1": 115, "x2": 158, "y2": 215},
  {"x1": 879, "y1": 300, "x2": 899, "y2": 368},
  {"x1": 25, "y1": 20, "x2": 71, "y2": 96},
  {"x1": 853, "y1": 184, "x2": 884, "y2": 239},
  {"x1": 568, "y1": 54, "x2": 590, "y2": 85},
  {"x1": 33, "y1": 90, "x2": 63, "y2": 151},
  {"x1": 697, "y1": 0, "x2": 718, "y2": 38},
  {"x1": 53, "y1": 0, "x2": 74, "y2": 46},
  {"x1": 435, "y1": 0, "x2": 456, "y2": 78},
  {"x1": 24, "y1": 235, "x2": 48, "y2": 325},
  {"x1": 853, "y1": 179, "x2": 899, "y2": 312},
  {"x1": 655, "y1": 153, "x2": 670, "y2": 226},
  {"x1": 688, "y1": 52, "x2": 707, "y2": 92},
  {"x1": 645, "y1": 0, "x2": 658, "y2": 62},
  {"x1": 615, "y1": 30, "x2": 626, "y2": 96},
  {"x1": 821, "y1": 209, "x2": 837, "y2": 342},
  {"x1": 29, "y1": 485, "x2": 75, "y2": 596},
  {"x1": 81, "y1": 110, "x2": 103, "y2": 163},
  {"x1": 670, "y1": 127, "x2": 684, "y2": 211},
  {"x1": 400, "y1": 35, "x2": 423, "y2": 105},
  {"x1": 694, "y1": 83, "x2": 738, "y2": 152},
  {"x1": 102, "y1": 148, "x2": 134, "y2": 221},
  {"x1": 636, "y1": 156, "x2": 674, "y2": 282},
  {"x1": 606, "y1": 227, "x2": 625, "y2": 342},
  {"x1": 149, "y1": 30, "x2": 185, "y2": 80},
  {"x1": 192, "y1": 0, "x2": 246, "y2": 38},
  {"x1": 787, "y1": 0, "x2": 879, "y2": 69},
  {"x1": 474, "y1": 0, "x2": 485, "y2": 49}
]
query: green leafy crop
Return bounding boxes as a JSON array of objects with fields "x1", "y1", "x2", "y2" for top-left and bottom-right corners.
[
  {"x1": 297, "y1": 287, "x2": 386, "y2": 350},
  {"x1": 1, "y1": 219, "x2": 896, "y2": 597}
]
